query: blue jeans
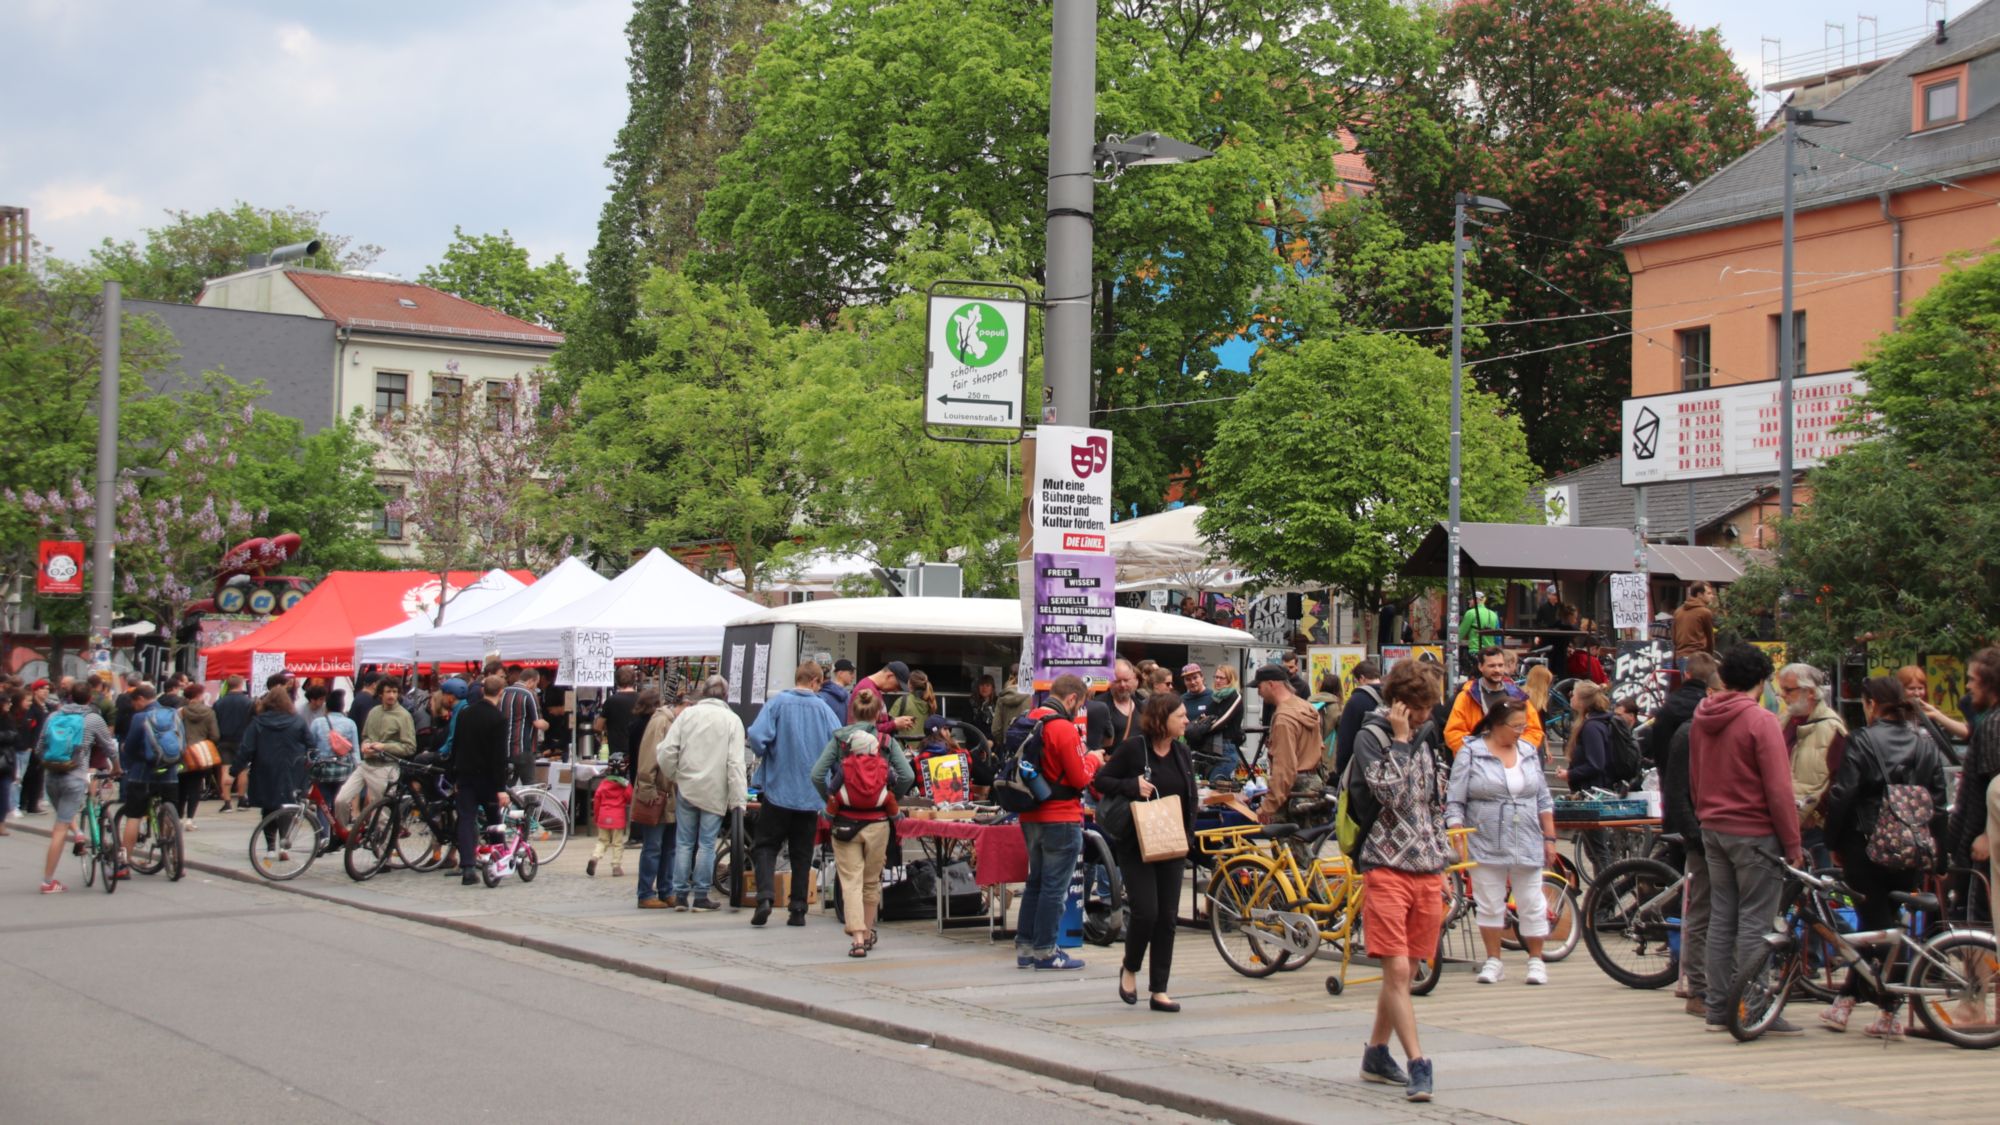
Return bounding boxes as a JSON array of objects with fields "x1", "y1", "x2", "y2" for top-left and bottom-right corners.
[
  {"x1": 636, "y1": 822, "x2": 669, "y2": 903},
  {"x1": 1207, "y1": 740, "x2": 1241, "y2": 783},
  {"x1": 672, "y1": 797, "x2": 724, "y2": 901},
  {"x1": 9, "y1": 750, "x2": 26, "y2": 811},
  {"x1": 1017, "y1": 820, "x2": 1083, "y2": 959}
]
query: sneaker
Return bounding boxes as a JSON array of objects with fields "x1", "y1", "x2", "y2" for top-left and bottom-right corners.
[
  {"x1": 1017, "y1": 952, "x2": 1037, "y2": 969},
  {"x1": 1405, "y1": 1057, "x2": 1434, "y2": 1102},
  {"x1": 1863, "y1": 1013, "x2": 1904, "y2": 1041},
  {"x1": 185, "y1": 819, "x2": 198, "y2": 831},
  {"x1": 1525, "y1": 958, "x2": 1548, "y2": 986},
  {"x1": 638, "y1": 898, "x2": 669, "y2": 909},
  {"x1": 1766, "y1": 1017, "x2": 1806, "y2": 1037},
  {"x1": 586, "y1": 858, "x2": 598, "y2": 877},
  {"x1": 612, "y1": 865, "x2": 624, "y2": 877},
  {"x1": 787, "y1": 909, "x2": 807, "y2": 927},
  {"x1": 1034, "y1": 951, "x2": 1086, "y2": 971},
  {"x1": 40, "y1": 880, "x2": 66, "y2": 894},
  {"x1": 1476, "y1": 957, "x2": 1505, "y2": 984},
  {"x1": 1819, "y1": 999, "x2": 1855, "y2": 1032},
  {"x1": 1704, "y1": 1018, "x2": 1728, "y2": 1033},
  {"x1": 114, "y1": 867, "x2": 131, "y2": 881},
  {"x1": 690, "y1": 898, "x2": 719, "y2": 912},
  {"x1": 673, "y1": 899, "x2": 689, "y2": 912},
  {"x1": 1359, "y1": 1043, "x2": 1408, "y2": 1086}
]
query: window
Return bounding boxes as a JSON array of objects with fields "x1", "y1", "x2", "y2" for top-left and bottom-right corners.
[
  {"x1": 1770, "y1": 311, "x2": 1806, "y2": 376},
  {"x1": 1677, "y1": 326, "x2": 1712, "y2": 391},
  {"x1": 1923, "y1": 78, "x2": 1961, "y2": 127},
  {"x1": 485, "y1": 380, "x2": 516, "y2": 430},
  {"x1": 786, "y1": 591, "x2": 816, "y2": 605},
  {"x1": 373, "y1": 484, "x2": 405, "y2": 540},
  {"x1": 431, "y1": 374, "x2": 464, "y2": 409},
  {"x1": 373, "y1": 372, "x2": 407, "y2": 420}
]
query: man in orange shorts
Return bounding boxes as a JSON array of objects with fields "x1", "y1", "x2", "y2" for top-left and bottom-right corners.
[{"x1": 1342, "y1": 661, "x2": 1451, "y2": 1103}]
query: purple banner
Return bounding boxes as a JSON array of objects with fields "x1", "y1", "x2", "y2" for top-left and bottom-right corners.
[{"x1": 1030, "y1": 552, "x2": 1116, "y2": 684}]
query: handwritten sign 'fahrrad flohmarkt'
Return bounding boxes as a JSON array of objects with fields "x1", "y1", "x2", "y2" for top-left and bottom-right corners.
[{"x1": 926, "y1": 293, "x2": 1026, "y2": 430}]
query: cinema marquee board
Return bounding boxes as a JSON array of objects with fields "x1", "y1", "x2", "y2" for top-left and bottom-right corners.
[{"x1": 1619, "y1": 371, "x2": 1868, "y2": 487}]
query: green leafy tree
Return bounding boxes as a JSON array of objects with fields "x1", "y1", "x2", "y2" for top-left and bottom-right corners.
[
  {"x1": 695, "y1": 0, "x2": 1434, "y2": 508},
  {"x1": 227, "y1": 410, "x2": 389, "y2": 574},
  {"x1": 85, "y1": 202, "x2": 381, "y2": 303},
  {"x1": 1359, "y1": 0, "x2": 1757, "y2": 473},
  {"x1": 1198, "y1": 332, "x2": 1535, "y2": 640},
  {"x1": 1722, "y1": 253, "x2": 2000, "y2": 665},
  {"x1": 417, "y1": 227, "x2": 581, "y2": 333}
]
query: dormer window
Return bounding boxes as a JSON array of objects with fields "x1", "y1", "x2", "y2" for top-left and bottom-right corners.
[{"x1": 1914, "y1": 65, "x2": 1967, "y2": 131}]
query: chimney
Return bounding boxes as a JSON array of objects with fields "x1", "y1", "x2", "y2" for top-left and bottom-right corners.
[{"x1": 1937, "y1": 18, "x2": 1948, "y2": 44}]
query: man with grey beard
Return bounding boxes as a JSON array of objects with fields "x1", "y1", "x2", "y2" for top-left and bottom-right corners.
[{"x1": 1780, "y1": 662, "x2": 1846, "y2": 872}]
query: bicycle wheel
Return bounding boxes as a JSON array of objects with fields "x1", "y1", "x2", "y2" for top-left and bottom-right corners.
[
  {"x1": 117, "y1": 810, "x2": 164, "y2": 875},
  {"x1": 1208, "y1": 856, "x2": 1291, "y2": 977},
  {"x1": 249, "y1": 806, "x2": 319, "y2": 881},
  {"x1": 517, "y1": 846, "x2": 539, "y2": 883},
  {"x1": 344, "y1": 800, "x2": 397, "y2": 882},
  {"x1": 1582, "y1": 857, "x2": 1682, "y2": 989},
  {"x1": 80, "y1": 810, "x2": 98, "y2": 888},
  {"x1": 1726, "y1": 941, "x2": 1798, "y2": 1041},
  {"x1": 1907, "y1": 929, "x2": 2000, "y2": 1049},
  {"x1": 1413, "y1": 890, "x2": 1476, "y2": 997},
  {"x1": 394, "y1": 801, "x2": 448, "y2": 871},
  {"x1": 480, "y1": 856, "x2": 502, "y2": 888},
  {"x1": 511, "y1": 788, "x2": 570, "y2": 864},
  {"x1": 1081, "y1": 829, "x2": 1126, "y2": 947},
  {"x1": 1501, "y1": 872, "x2": 1581, "y2": 962},
  {"x1": 160, "y1": 803, "x2": 184, "y2": 881},
  {"x1": 99, "y1": 836, "x2": 120, "y2": 893}
]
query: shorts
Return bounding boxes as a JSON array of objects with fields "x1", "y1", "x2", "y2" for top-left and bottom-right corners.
[
  {"x1": 120, "y1": 778, "x2": 177, "y2": 820},
  {"x1": 1362, "y1": 866, "x2": 1447, "y2": 959},
  {"x1": 45, "y1": 770, "x2": 89, "y2": 824},
  {"x1": 216, "y1": 739, "x2": 239, "y2": 767}
]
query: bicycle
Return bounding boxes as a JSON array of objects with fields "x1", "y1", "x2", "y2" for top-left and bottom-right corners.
[
  {"x1": 506, "y1": 783, "x2": 571, "y2": 864},
  {"x1": 472, "y1": 806, "x2": 539, "y2": 887},
  {"x1": 1729, "y1": 864, "x2": 2000, "y2": 1048},
  {"x1": 112, "y1": 777, "x2": 184, "y2": 882},
  {"x1": 344, "y1": 759, "x2": 458, "y2": 881},
  {"x1": 74, "y1": 771, "x2": 120, "y2": 894},
  {"x1": 249, "y1": 762, "x2": 351, "y2": 881}
]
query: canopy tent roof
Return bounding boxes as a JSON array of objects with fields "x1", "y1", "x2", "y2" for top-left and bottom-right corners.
[
  {"x1": 413, "y1": 557, "x2": 610, "y2": 664},
  {"x1": 1401, "y1": 522, "x2": 1765, "y2": 581},
  {"x1": 1105, "y1": 504, "x2": 1246, "y2": 590},
  {"x1": 728, "y1": 596, "x2": 1257, "y2": 647},
  {"x1": 202, "y1": 569, "x2": 534, "y2": 679},
  {"x1": 714, "y1": 549, "x2": 877, "y2": 594},
  {"x1": 352, "y1": 570, "x2": 528, "y2": 666},
  {"x1": 493, "y1": 548, "x2": 761, "y2": 659}
]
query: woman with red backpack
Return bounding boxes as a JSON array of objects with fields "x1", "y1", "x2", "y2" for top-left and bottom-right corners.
[{"x1": 813, "y1": 703, "x2": 913, "y2": 958}]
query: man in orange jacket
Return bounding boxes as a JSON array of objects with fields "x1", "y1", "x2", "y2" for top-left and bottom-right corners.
[{"x1": 1443, "y1": 648, "x2": 1543, "y2": 755}]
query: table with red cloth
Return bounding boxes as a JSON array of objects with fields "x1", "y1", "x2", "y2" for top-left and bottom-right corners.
[{"x1": 893, "y1": 816, "x2": 1027, "y2": 886}]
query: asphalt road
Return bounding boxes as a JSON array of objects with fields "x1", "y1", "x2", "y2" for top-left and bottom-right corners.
[{"x1": 0, "y1": 843, "x2": 1194, "y2": 1125}]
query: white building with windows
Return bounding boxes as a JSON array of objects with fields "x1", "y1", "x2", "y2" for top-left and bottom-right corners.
[{"x1": 195, "y1": 266, "x2": 562, "y2": 555}]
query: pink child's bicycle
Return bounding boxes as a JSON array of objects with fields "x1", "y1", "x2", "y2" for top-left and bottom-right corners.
[{"x1": 474, "y1": 808, "x2": 540, "y2": 888}]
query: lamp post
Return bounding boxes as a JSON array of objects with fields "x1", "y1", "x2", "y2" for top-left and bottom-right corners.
[
  {"x1": 90, "y1": 281, "x2": 120, "y2": 673},
  {"x1": 1778, "y1": 106, "x2": 1845, "y2": 528},
  {"x1": 1445, "y1": 193, "x2": 1510, "y2": 694}
]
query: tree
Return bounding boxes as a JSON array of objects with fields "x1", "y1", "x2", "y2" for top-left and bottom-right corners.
[
  {"x1": 556, "y1": 273, "x2": 806, "y2": 591},
  {"x1": 694, "y1": 0, "x2": 1435, "y2": 508},
  {"x1": 567, "y1": 0, "x2": 781, "y2": 379},
  {"x1": 1198, "y1": 332, "x2": 1535, "y2": 638},
  {"x1": 85, "y1": 202, "x2": 381, "y2": 303},
  {"x1": 375, "y1": 366, "x2": 567, "y2": 618},
  {"x1": 1359, "y1": 0, "x2": 1757, "y2": 473},
  {"x1": 418, "y1": 227, "x2": 582, "y2": 333},
  {"x1": 1721, "y1": 253, "x2": 2000, "y2": 665},
  {"x1": 227, "y1": 411, "x2": 389, "y2": 574}
]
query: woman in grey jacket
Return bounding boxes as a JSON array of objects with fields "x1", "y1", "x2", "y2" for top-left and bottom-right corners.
[{"x1": 1446, "y1": 699, "x2": 1559, "y2": 986}]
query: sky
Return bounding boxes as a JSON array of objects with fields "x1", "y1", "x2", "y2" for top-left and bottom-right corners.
[{"x1": 0, "y1": 0, "x2": 1963, "y2": 284}]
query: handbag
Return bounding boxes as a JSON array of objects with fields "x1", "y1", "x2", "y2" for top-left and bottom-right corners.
[
  {"x1": 181, "y1": 739, "x2": 220, "y2": 772},
  {"x1": 1096, "y1": 792, "x2": 1134, "y2": 841},
  {"x1": 1132, "y1": 792, "x2": 1189, "y2": 862},
  {"x1": 630, "y1": 784, "x2": 667, "y2": 826}
]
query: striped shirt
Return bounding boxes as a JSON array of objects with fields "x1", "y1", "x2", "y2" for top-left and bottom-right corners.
[{"x1": 500, "y1": 683, "x2": 541, "y2": 759}]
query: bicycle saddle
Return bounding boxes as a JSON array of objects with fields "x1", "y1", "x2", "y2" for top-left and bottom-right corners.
[
  {"x1": 1889, "y1": 890, "x2": 1941, "y2": 915},
  {"x1": 1254, "y1": 824, "x2": 1300, "y2": 840}
]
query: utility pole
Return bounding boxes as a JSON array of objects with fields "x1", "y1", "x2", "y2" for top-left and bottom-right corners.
[
  {"x1": 1779, "y1": 110, "x2": 1798, "y2": 526},
  {"x1": 90, "y1": 280, "x2": 120, "y2": 671},
  {"x1": 1044, "y1": 0, "x2": 1095, "y2": 427},
  {"x1": 1446, "y1": 199, "x2": 1467, "y2": 693}
]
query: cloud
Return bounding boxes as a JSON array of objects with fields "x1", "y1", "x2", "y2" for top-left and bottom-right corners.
[{"x1": 30, "y1": 180, "x2": 145, "y2": 224}]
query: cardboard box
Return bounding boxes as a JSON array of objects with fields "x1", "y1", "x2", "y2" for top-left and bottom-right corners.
[{"x1": 735, "y1": 870, "x2": 790, "y2": 908}]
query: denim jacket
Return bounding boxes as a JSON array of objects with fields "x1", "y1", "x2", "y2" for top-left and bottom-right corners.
[{"x1": 1446, "y1": 735, "x2": 1554, "y2": 867}]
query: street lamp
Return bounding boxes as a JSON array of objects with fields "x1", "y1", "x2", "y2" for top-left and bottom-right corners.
[
  {"x1": 1778, "y1": 106, "x2": 1846, "y2": 528},
  {"x1": 1445, "y1": 192, "x2": 1510, "y2": 694}
]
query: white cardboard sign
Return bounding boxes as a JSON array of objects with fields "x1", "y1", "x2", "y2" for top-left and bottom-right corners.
[{"x1": 1610, "y1": 572, "x2": 1650, "y2": 631}]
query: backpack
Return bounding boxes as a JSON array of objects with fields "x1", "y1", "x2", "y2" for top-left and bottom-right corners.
[
  {"x1": 41, "y1": 711, "x2": 89, "y2": 774},
  {"x1": 992, "y1": 712, "x2": 1070, "y2": 814},
  {"x1": 1865, "y1": 783, "x2": 1938, "y2": 872},
  {"x1": 139, "y1": 707, "x2": 185, "y2": 770},
  {"x1": 1602, "y1": 714, "x2": 1642, "y2": 787},
  {"x1": 835, "y1": 751, "x2": 892, "y2": 812},
  {"x1": 1334, "y1": 716, "x2": 1391, "y2": 857}
]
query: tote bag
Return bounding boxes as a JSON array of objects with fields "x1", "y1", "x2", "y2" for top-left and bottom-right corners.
[{"x1": 1132, "y1": 793, "x2": 1189, "y2": 862}]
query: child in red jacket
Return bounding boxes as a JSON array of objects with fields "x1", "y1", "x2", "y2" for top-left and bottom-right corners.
[{"x1": 589, "y1": 756, "x2": 633, "y2": 878}]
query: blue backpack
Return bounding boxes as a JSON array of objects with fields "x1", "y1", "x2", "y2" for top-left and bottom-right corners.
[
  {"x1": 41, "y1": 711, "x2": 89, "y2": 773},
  {"x1": 140, "y1": 707, "x2": 185, "y2": 771}
]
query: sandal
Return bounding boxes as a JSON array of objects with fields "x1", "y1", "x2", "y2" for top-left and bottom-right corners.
[
  {"x1": 849, "y1": 939, "x2": 869, "y2": 958},
  {"x1": 864, "y1": 929, "x2": 879, "y2": 952}
]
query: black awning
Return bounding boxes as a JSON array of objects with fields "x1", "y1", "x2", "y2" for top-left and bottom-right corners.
[{"x1": 1402, "y1": 522, "x2": 1646, "y2": 580}]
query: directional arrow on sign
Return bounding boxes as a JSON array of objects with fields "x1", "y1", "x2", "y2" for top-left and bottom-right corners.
[{"x1": 935, "y1": 393, "x2": 1013, "y2": 419}]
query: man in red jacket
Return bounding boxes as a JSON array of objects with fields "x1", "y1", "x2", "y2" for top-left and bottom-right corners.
[
  {"x1": 1688, "y1": 644, "x2": 1803, "y2": 1035},
  {"x1": 1015, "y1": 673, "x2": 1091, "y2": 972}
]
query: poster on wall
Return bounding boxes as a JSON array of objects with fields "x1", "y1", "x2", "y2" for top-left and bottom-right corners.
[
  {"x1": 1026, "y1": 425, "x2": 1116, "y2": 686},
  {"x1": 1030, "y1": 553, "x2": 1117, "y2": 683},
  {"x1": 1334, "y1": 646, "x2": 1367, "y2": 694},
  {"x1": 1610, "y1": 641, "x2": 1675, "y2": 716},
  {"x1": 1307, "y1": 647, "x2": 1335, "y2": 692},
  {"x1": 1926, "y1": 654, "x2": 1967, "y2": 721}
]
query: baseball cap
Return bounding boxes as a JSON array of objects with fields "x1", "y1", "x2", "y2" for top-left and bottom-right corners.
[
  {"x1": 832, "y1": 658, "x2": 855, "y2": 673},
  {"x1": 440, "y1": 677, "x2": 471, "y2": 700},
  {"x1": 1179, "y1": 662, "x2": 1203, "y2": 676},
  {"x1": 1250, "y1": 665, "x2": 1291, "y2": 686},
  {"x1": 29, "y1": 678, "x2": 49, "y2": 690},
  {"x1": 886, "y1": 660, "x2": 911, "y2": 685},
  {"x1": 924, "y1": 714, "x2": 950, "y2": 734}
]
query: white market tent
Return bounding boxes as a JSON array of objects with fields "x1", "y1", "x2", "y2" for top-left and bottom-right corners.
[
  {"x1": 727, "y1": 596, "x2": 1257, "y2": 647},
  {"x1": 352, "y1": 569, "x2": 528, "y2": 665},
  {"x1": 413, "y1": 556, "x2": 611, "y2": 663},
  {"x1": 1105, "y1": 504, "x2": 1248, "y2": 592},
  {"x1": 714, "y1": 549, "x2": 877, "y2": 595},
  {"x1": 493, "y1": 547, "x2": 762, "y2": 659}
]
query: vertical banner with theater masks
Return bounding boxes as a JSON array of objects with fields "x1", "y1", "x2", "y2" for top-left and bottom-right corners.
[{"x1": 1025, "y1": 426, "x2": 1116, "y2": 686}]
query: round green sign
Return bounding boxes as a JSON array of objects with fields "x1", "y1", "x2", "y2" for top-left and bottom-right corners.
[{"x1": 946, "y1": 301, "x2": 1009, "y2": 368}]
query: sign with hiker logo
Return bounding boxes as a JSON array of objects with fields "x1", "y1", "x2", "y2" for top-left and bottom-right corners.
[{"x1": 925, "y1": 289, "x2": 1026, "y2": 431}]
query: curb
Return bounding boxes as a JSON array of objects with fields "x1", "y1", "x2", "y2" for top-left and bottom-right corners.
[{"x1": 14, "y1": 820, "x2": 1414, "y2": 1125}]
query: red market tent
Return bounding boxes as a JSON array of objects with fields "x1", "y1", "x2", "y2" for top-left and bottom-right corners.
[{"x1": 199, "y1": 569, "x2": 534, "y2": 680}]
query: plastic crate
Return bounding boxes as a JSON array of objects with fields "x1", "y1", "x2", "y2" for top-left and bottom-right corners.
[{"x1": 1553, "y1": 798, "x2": 1650, "y2": 822}]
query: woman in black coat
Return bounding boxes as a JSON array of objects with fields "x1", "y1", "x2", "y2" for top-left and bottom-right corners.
[
  {"x1": 1818, "y1": 676, "x2": 1950, "y2": 1039},
  {"x1": 233, "y1": 689, "x2": 315, "y2": 842},
  {"x1": 1093, "y1": 691, "x2": 1197, "y2": 1012}
]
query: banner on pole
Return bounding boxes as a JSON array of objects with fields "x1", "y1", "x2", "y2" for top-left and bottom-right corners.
[{"x1": 36, "y1": 541, "x2": 85, "y2": 595}]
